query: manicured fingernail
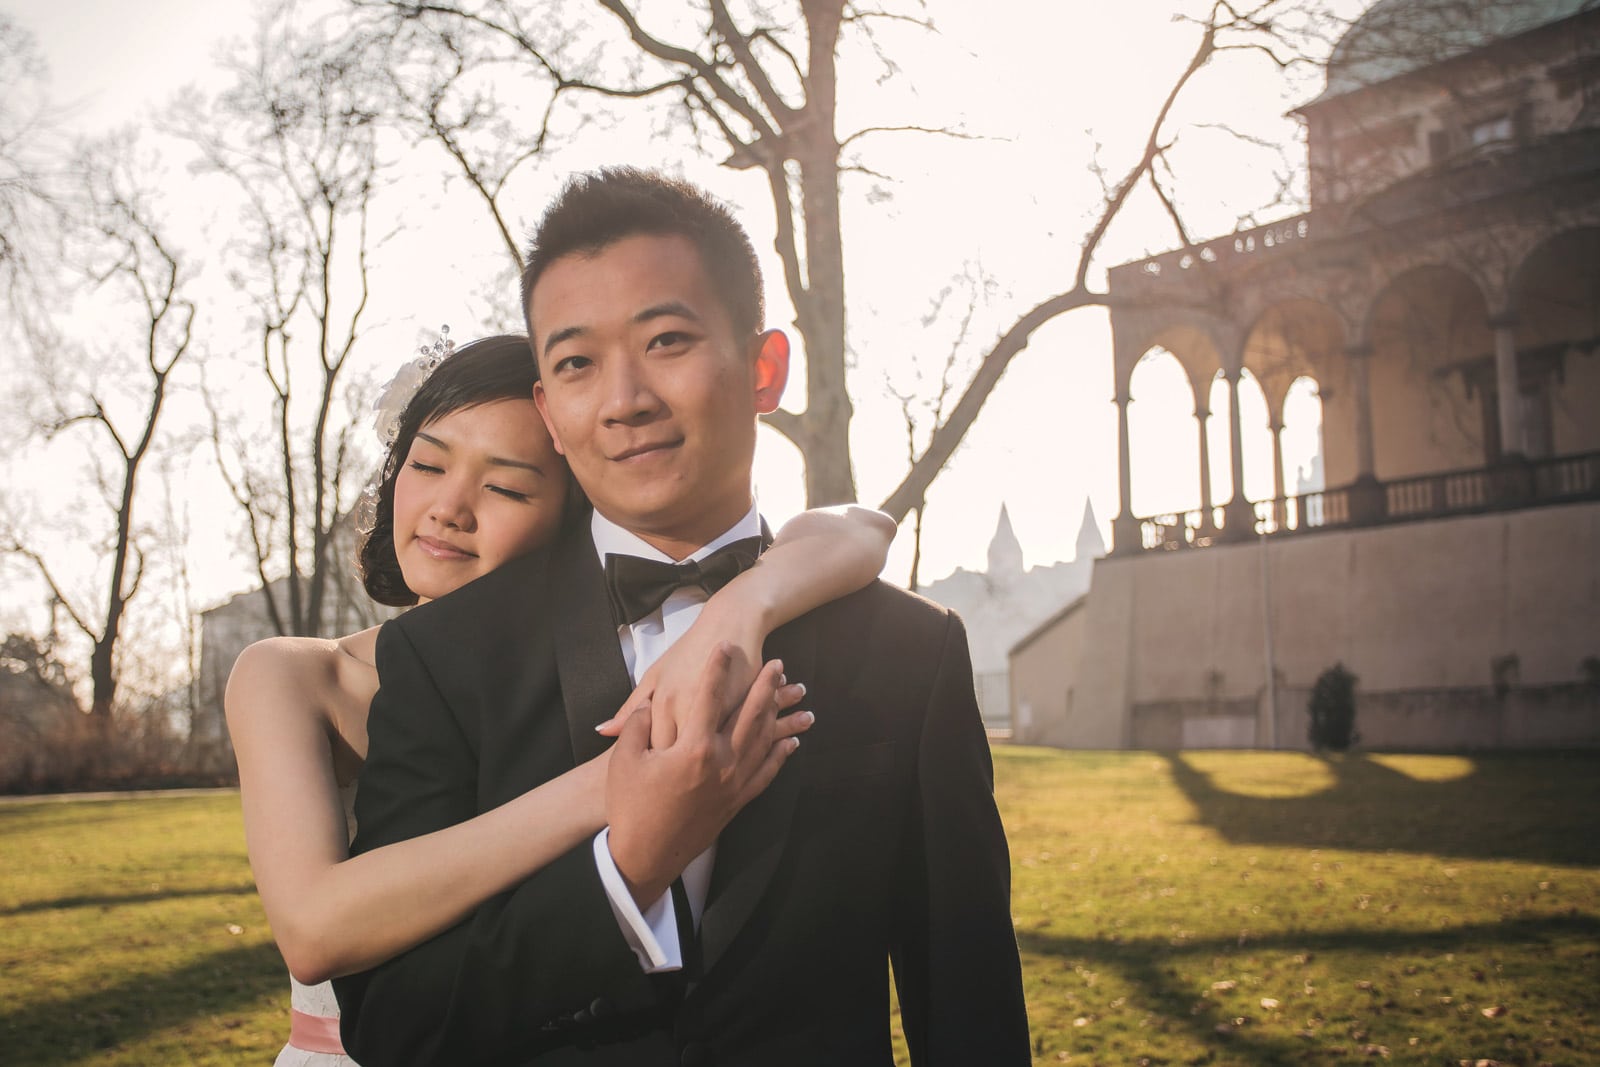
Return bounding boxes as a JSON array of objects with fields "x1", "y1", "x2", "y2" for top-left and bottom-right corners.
[
  {"x1": 787, "y1": 737, "x2": 801, "y2": 751},
  {"x1": 594, "y1": 723, "x2": 609, "y2": 732},
  {"x1": 779, "y1": 673, "x2": 787, "y2": 687},
  {"x1": 796, "y1": 710, "x2": 815, "y2": 726},
  {"x1": 793, "y1": 682, "x2": 806, "y2": 699}
]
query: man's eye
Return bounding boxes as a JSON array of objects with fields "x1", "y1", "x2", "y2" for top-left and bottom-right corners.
[
  {"x1": 647, "y1": 331, "x2": 692, "y2": 351},
  {"x1": 554, "y1": 354, "x2": 592, "y2": 374},
  {"x1": 407, "y1": 461, "x2": 443, "y2": 475}
]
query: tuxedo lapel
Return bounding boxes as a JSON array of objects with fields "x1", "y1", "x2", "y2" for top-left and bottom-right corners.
[
  {"x1": 696, "y1": 612, "x2": 815, "y2": 980},
  {"x1": 551, "y1": 521, "x2": 635, "y2": 765}
]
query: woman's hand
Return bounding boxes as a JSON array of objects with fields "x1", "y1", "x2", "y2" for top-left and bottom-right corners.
[
  {"x1": 596, "y1": 503, "x2": 891, "y2": 745},
  {"x1": 596, "y1": 593, "x2": 773, "y2": 747}
]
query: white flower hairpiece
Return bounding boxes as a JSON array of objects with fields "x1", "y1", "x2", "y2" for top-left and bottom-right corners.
[{"x1": 374, "y1": 325, "x2": 455, "y2": 448}]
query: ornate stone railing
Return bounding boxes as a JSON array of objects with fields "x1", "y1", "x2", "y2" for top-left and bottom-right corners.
[
  {"x1": 1134, "y1": 451, "x2": 1600, "y2": 552},
  {"x1": 1111, "y1": 213, "x2": 1314, "y2": 285}
]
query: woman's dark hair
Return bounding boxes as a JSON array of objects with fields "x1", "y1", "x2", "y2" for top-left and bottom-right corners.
[{"x1": 358, "y1": 333, "x2": 582, "y2": 606}]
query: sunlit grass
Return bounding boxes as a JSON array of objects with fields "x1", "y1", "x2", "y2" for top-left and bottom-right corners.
[
  {"x1": 0, "y1": 793, "x2": 283, "y2": 1066},
  {"x1": 3, "y1": 749, "x2": 1597, "y2": 1066},
  {"x1": 1365, "y1": 752, "x2": 1478, "y2": 782},
  {"x1": 999, "y1": 748, "x2": 1600, "y2": 1066}
]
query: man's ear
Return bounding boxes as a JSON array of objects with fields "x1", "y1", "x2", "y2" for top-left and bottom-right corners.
[
  {"x1": 533, "y1": 381, "x2": 567, "y2": 457},
  {"x1": 750, "y1": 329, "x2": 790, "y2": 415}
]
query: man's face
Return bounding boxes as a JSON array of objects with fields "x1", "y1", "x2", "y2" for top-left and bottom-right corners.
[{"x1": 530, "y1": 232, "x2": 787, "y2": 558}]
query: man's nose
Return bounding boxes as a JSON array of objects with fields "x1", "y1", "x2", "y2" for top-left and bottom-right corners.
[{"x1": 598, "y1": 358, "x2": 663, "y2": 425}]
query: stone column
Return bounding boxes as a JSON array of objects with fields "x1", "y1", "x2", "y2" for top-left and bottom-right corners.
[
  {"x1": 1346, "y1": 343, "x2": 1376, "y2": 479},
  {"x1": 1269, "y1": 409, "x2": 1287, "y2": 531},
  {"x1": 1111, "y1": 381, "x2": 1140, "y2": 554},
  {"x1": 1345, "y1": 342, "x2": 1384, "y2": 524},
  {"x1": 1196, "y1": 398, "x2": 1216, "y2": 534},
  {"x1": 1222, "y1": 366, "x2": 1254, "y2": 539},
  {"x1": 1489, "y1": 310, "x2": 1524, "y2": 461}
]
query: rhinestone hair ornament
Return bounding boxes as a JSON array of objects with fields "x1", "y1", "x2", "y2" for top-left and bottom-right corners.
[
  {"x1": 373, "y1": 325, "x2": 455, "y2": 448},
  {"x1": 355, "y1": 325, "x2": 455, "y2": 540}
]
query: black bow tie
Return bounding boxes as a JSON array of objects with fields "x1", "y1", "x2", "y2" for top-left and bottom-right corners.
[{"x1": 604, "y1": 536, "x2": 765, "y2": 627}]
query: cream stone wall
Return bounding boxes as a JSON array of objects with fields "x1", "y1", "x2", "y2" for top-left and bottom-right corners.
[
  {"x1": 1009, "y1": 600, "x2": 1088, "y2": 747},
  {"x1": 1014, "y1": 501, "x2": 1600, "y2": 749}
]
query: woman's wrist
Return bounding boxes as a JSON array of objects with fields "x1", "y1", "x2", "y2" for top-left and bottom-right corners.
[{"x1": 710, "y1": 568, "x2": 781, "y2": 636}]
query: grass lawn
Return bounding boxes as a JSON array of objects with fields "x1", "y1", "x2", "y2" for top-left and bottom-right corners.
[{"x1": 2, "y1": 749, "x2": 1596, "y2": 1066}]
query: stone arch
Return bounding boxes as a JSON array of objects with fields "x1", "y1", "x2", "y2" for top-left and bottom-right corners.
[
  {"x1": 1509, "y1": 225, "x2": 1600, "y2": 457},
  {"x1": 1127, "y1": 347, "x2": 1203, "y2": 518},
  {"x1": 1204, "y1": 366, "x2": 1276, "y2": 508},
  {"x1": 1281, "y1": 375, "x2": 1327, "y2": 526},
  {"x1": 1363, "y1": 263, "x2": 1494, "y2": 478},
  {"x1": 1115, "y1": 312, "x2": 1237, "y2": 396},
  {"x1": 1242, "y1": 299, "x2": 1346, "y2": 419}
]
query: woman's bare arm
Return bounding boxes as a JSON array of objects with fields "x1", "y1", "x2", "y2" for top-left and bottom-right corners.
[
  {"x1": 609, "y1": 504, "x2": 896, "y2": 744},
  {"x1": 227, "y1": 636, "x2": 809, "y2": 986},
  {"x1": 226, "y1": 638, "x2": 609, "y2": 985}
]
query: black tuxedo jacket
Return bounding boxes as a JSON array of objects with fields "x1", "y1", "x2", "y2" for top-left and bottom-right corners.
[{"x1": 333, "y1": 518, "x2": 1029, "y2": 1066}]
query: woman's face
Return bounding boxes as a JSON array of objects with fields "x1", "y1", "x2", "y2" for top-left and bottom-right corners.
[{"x1": 392, "y1": 397, "x2": 568, "y2": 601}]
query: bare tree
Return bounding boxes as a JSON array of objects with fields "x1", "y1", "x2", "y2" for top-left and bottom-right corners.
[
  {"x1": 0, "y1": 14, "x2": 65, "y2": 319},
  {"x1": 5, "y1": 141, "x2": 196, "y2": 733},
  {"x1": 886, "y1": 266, "x2": 992, "y2": 588},
  {"x1": 180, "y1": 7, "x2": 384, "y2": 637},
  {"x1": 349, "y1": 0, "x2": 1327, "y2": 517}
]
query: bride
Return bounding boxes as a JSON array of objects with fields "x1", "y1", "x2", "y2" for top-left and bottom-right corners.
[{"x1": 224, "y1": 333, "x2": 894, "y2": 1065}]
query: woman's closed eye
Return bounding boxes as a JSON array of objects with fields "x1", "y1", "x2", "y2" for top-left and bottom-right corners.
[
  {"x1": 486, "y1": 483, "x2": 531, "y2": 503},
  {"x1": 407, "y1": 460, "x2": 443, "y2": 476}
]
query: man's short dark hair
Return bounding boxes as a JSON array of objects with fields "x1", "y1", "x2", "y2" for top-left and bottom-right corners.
[{"x1": 520, "y1": 167, "x2": 765, "y2": 348}]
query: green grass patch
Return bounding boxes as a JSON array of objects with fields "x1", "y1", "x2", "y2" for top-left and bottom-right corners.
[
  {"x1": 0, "y1": 793, "x2": 284, "y2": 1066},
  {"x1": 1002, "y1": 748, "x2": 1600, "y2": 1066},
  {"x1": 3, "y1": 750, "x2": 1597, "y2": 1065}
]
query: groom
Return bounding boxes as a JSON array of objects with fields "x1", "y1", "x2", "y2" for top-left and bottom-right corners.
[{"x1": 335, "y1": 168, "x2": 1029, "y2": 1065}]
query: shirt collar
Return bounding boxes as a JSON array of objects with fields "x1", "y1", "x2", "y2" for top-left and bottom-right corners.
[{"x1": 590, "y1": 500, "x2": 762, "y2": 566}]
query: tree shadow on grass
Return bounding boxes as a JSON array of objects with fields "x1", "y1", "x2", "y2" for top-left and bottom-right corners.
[
  {"x1": 0, "y1": 795, "x2": 236, "y2": 838},
  {"x1": 0, "y1": 940, "x2": 285, "y2": 1067},
  {"x1": 0, "y1": 883, "x2": 259, "y2": 917},
  {"x1": 1020, "y1": 914, "x2": 1600, "y2": 1066},
  {"x1": 1163, "y1": 751, "x2": 1600, "y2": 868}
]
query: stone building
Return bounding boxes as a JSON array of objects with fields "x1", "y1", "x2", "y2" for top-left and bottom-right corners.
[
  {"x1": 193, "y1": 516, "x2": 396, "y2": 769},
  {"x1": 917, "y1": 502, "x2": 1103, "y2": 731},
  {"x1": 1011, "y1": 0, "x2": 1600, "y2": 750}
]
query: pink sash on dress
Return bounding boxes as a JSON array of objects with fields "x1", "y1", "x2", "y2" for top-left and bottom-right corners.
[{"x1": 289, "y1": 1010, "x2": 346, "y2": 1055}]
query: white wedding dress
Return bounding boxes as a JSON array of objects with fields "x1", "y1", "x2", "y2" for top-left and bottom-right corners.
[{"x1": 273, "y1": 783, "x2": 362, "y2": 1067}]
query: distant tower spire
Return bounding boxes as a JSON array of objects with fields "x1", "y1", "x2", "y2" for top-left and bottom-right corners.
[
  {"x1": 987, "y1": 503, "x2": 1025, "y2": 576},
  {"x1": 1074, "y1": 499, "x2": 1106, "y2": 561}
]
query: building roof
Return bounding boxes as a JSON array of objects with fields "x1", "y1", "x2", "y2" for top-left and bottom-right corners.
[
  {"x1": 1008, "y1": 593, "x2": 1089, "y2": 660},
  {"x1": 1316, "y1": 0, "x2": 1594, "y2": 103}
]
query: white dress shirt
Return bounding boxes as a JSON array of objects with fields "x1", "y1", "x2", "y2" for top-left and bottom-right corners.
[{"x1": 589, "y1": 502, "x2": 763, "y2": 973}]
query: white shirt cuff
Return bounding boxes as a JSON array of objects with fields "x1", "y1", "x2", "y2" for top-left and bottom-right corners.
[{"x1": 592, "y1": 828, "x2": 682, "y2": 973}]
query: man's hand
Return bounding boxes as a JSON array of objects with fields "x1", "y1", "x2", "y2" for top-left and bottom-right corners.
[{"x1": 604, "y1": 644, "x2": 809, "y2": 908}]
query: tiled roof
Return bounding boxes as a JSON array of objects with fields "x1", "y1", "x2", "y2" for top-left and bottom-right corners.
[{"x1": 1315, "y1": 0, "x2": 1595, "y2": 102}]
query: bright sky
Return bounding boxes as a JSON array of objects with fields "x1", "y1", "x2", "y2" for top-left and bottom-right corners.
[{"x1": 3, "y1": 0, "x2": 1350, "y2": 655}]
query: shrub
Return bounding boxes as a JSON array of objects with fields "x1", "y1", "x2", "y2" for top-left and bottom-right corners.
[{"x1": 1307, "y1": 662, "x2": 1358, "y2": 751}]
